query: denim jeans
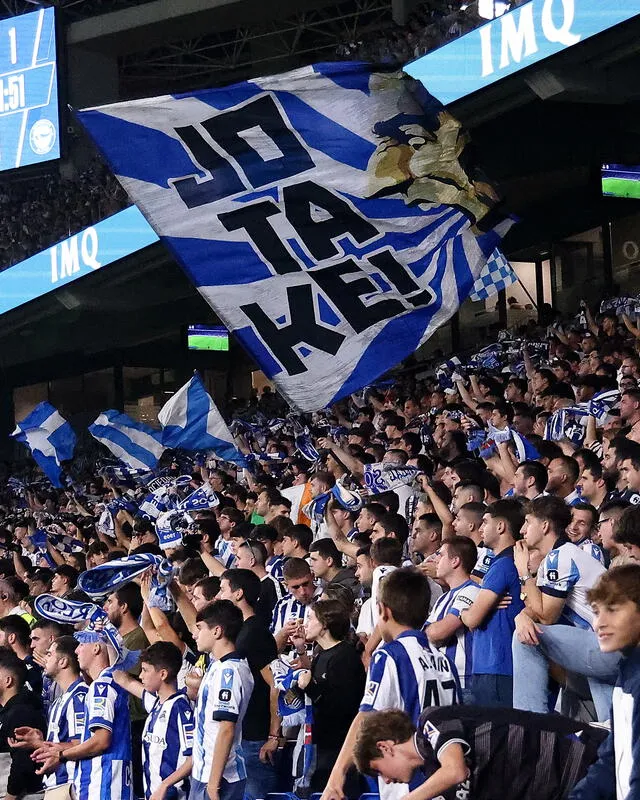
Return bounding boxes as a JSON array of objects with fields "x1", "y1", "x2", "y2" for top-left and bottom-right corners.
[
  {"x1": 242, "y1": 740, "x2": 278, "y2": 800},
  {"x1": 512, "y1": 624, "x2": 621, "y2": 721},
  {"x1": 189, "y1": 778, "x2": 246, "y2": 800},
  {"x1": 470, "y1": 674, "x2": 513, "y2": 707}
]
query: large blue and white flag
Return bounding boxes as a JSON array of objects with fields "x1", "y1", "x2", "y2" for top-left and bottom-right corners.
[
  {"x1": 89, "y1": 410, "x2": 166, "y2": 471},
  {"x1": 159, "y1": 374, "x2": 247, "y2": 465},
  {"x1": 11, "y1": 402, "x2": 76, "y2": 487},
  {"x1": 79, "y1": 63, "x2": 505, "y2": 412}
]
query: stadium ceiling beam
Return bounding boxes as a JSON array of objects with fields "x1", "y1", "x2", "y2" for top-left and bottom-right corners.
[
  {"x1": 117, "y1": 0, "x2": 392, "y2": 95},
  {"x1": 66, "y1": 0, "x2": 349, "y2": 55}
]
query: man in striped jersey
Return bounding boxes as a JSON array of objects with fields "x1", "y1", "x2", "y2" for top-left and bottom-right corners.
[
  {"x1": 321, "y1": 568, "x2": 458, "y2": 800},
  {"x1": 115, "y1": 641, "x2": 194, "y2": 800},
  {"x1": 33, "y1": 627, "x2": 133, "y2": 800},
  {"x1": 10, "y1": 635, "x2": 88, "y2": 792},
  {"x1": 425, "y1": 537, "x2": 479, "y2": 704},
  {"x1": 270, "y1": 558, "x2": 315, "y2": 654},
  {"x1": 191, "y1": 600, "x2": 254, "y2": 800}
]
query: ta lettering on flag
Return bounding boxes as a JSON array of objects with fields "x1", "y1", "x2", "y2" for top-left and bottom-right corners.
[{"x1": 80, "y1": 63, "x2": 508, "y2": 411}]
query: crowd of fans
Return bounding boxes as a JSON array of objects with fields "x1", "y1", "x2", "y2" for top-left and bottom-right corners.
[
  {"x1": 336, "y1": 0, "x2": 529, "y2": 65},
  {"x1": 0, "y1": 295, "x2": 638, "y2": 800},
  {"x1": 0, "y1": 157, "x2": 128, "y2": 271}
]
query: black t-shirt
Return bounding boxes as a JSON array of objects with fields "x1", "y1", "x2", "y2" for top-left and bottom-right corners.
[
  {"x1": 235, "y1": 615, "x2": 278, "y2": 741},
  {"x1": 0, "y1": 692, "x2": 47, "y2": 795},
  {"x1": 256, "y1": 577, "x2": 279, "y2": 627},
  {"x1": 305, "y1": 640, "x2": 365, "y2": 751},
  {"x1": 23, "y1": 655, "x2": 44, "y2": 709}
]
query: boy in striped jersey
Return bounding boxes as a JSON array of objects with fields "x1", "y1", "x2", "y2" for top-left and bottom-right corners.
[
  {"x1": 321, "y1": 568, "x2": 458, "y2": 800},
  {"x1": 191, "y1": 600, "x2": 254, "y2": 800},
  {"x1": 425, "y1": 537, "x2": 479, "y2": 704},
  {"x1": 32, "y1": 627, "x2": 134, "y2": 800},
  {"x1": 10, "y1": 635, "x2": 88, "y2": 792},
  {"x1": 270, "y1": 558, "x2": 315, "y2": 654},
  {"x1": 115, "y1": 642, "x2": 194, "y2": 800}
]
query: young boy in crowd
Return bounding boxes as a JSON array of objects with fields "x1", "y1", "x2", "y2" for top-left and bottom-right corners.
[
  {"x1": 191, "y1": 600, "x2": 254, "y2": 800},
  {"x1": 115, "y1": 641, "x2": 194, "y2": 800},
  {"x1": 569, "y1": 564, "x2": 640, "y2": 800},
  {"x1": 321, "y1": 568, "x2": 458, "y2": 800}
]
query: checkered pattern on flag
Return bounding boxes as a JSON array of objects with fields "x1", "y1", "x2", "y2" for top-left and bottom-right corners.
[{"x1": 469, "y1": 248, "x2": 517, "y2": 301}]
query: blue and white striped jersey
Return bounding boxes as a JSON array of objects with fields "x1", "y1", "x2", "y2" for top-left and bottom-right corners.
[
  {"x1": 359, "y1": 629, "x2": 459, "y2": 719},
  {"x1": 537, "y1": 540, "x2": 606, "y2": 630},
  {"x1": 75, "y1": 668, "x2": 132, "y2": 800},
  {"x1": 266, "y1": 555, "x2": 285, "y2": 583},
  {"x1": 270, "y1": 594, "x2": 307, "y2": 635},
  {"x1": 425, "y1": 580, "x2": 480, "y2": 688},
  {"x1": 192, "y1": 654, "x2": 254, "y2": 785},
  {"x1": 574, "y1": 538, "x2": 605, "y2": 565},
  {"x1": 262, "y1": 571, "x2": 285, "y2": 602},
  {"x1": 141, "y1": 690, "x2": 194, "y2": 800},
  {"x1": 214, "y1": 536, "x2": 235, "y2": 569},
  {"x1": 471, "y1": 545, "x2": 494, "y2": 580},
  {"x1": 45, "y1": 678, "x2": 88, "y2": 789}
]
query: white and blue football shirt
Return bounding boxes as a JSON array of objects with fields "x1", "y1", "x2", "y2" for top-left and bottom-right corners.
[
  {"x1": 270, "y1": 594, "x2": 308, "y2": 635},
  {"x1": 141, "y1": 690, "x2": 194, "y2": 800},
  {"x1": 359, "y1": 629, "x2": 459, "y2": 719},
  {"x1": 471, "y1": 545, "x2": 494, "y2": 580},
  {"x1": 574, "y1": 538, "x2": 605, "y2": 565},
  {"x1": 266, "y1": 555, "x2": 285, "y2": 583},
  {"x1": 425, "y1": 580, "x2": 480, "y2": 689},
  {"x1": 192, "y1": 654, "x2": 254, "y2": 785},
  {"x1": 74, "y1": 668, "x2": 132, "y2": 800},
  {"x1": 44, "y1": 678, "x2": 88, "y2": 789},
  {"x1": 537, "y1": 540, "x2": 606, "y2": 629},
  {"x1": 214, "y1": 536, "x2": 235, "y2": 569}
]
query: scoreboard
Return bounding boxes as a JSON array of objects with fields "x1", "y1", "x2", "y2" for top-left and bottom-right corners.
[{"x1": 0, "y1": 7, "x2": 60, "y2": 172}]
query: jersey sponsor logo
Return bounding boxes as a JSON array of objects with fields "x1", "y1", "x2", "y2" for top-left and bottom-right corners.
[
  {"x1": 221, "y1": 668, "x2": 235, "y2": 688},
  {"x1": 547, "y1": 550, "x2": 559, "y2": 566},
  {"x1": 547, "y1": 569, "x2": 559, "y2": 582},
  {"x1": 94, "y1": 684, "x2": 108, "y2": 697},
  {"x1": 143, "y1": 733, "x2": 167, "y2": 746},
  {"x1": 457, "y1": 594, "x2": 474, "y2": 608},
  {"x1": 218, "y1": 689, "x2": 232, "y2": 702},
  {"x1": 362, "y1": 679, "x2": 380, "y2": 704},
  {"x1": 423, "y1": 719, "x2": 440, "y2": 747}
]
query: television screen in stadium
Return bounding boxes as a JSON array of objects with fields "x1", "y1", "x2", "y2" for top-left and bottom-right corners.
[
  {"x1": 187, "y1": 325, "x2": 230, "y2": 352},
  {"x1": 0, "y1": 8, "x2": 60, "y2": 173},
  {"x1": 602, "y1": 164, "x2": 640, "y2": 200}
]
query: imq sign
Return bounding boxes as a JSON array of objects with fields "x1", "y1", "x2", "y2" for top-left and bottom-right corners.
[{"x1": 405, "y1": 0, "x2": 640, "y2": 105}]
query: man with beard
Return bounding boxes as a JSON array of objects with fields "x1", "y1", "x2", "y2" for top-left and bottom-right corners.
[
  {"x1": 602, "y1": 437, "x2": 640, "y2": 505},
  {"x1": 619, "y1": 388, "x2": 640, "y2": 443}
]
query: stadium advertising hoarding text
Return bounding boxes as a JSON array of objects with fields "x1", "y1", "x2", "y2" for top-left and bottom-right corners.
[
  {"x1": 0, "y1": 205, "x2": 159, "y2": 315},
  {"x1": 405, "y1": 0, "x2": 640, "y2": 105}
]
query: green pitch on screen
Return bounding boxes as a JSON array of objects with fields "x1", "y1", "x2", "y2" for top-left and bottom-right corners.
[
  {"x1": 602, "y1": 178, "x2": 640, "y2": 200},
  {"x1": 188, "y1": 334, "x2": 229, "y2": 351}
]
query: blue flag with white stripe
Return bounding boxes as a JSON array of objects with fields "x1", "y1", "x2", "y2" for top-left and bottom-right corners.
[
  {"x1": 469, "y1": 247, "x2": 517, "y2": 301},
  {"x1": 79, "y1": 63, "x2": 506, "y2": 412},
  {"x1": 11, "y1": 402, "x2": 76, "y2": 488},
  {"x1": 159, "y1": 374, "x2": 247, "y2": 466},
  {"x1": 89, "y1": 410, "x2": 166, "y2": 471}
]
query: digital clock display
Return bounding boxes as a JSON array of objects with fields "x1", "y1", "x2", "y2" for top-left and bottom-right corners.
[{"x1": 0, "y1": 7, "x2": 60, "y2": 172}]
